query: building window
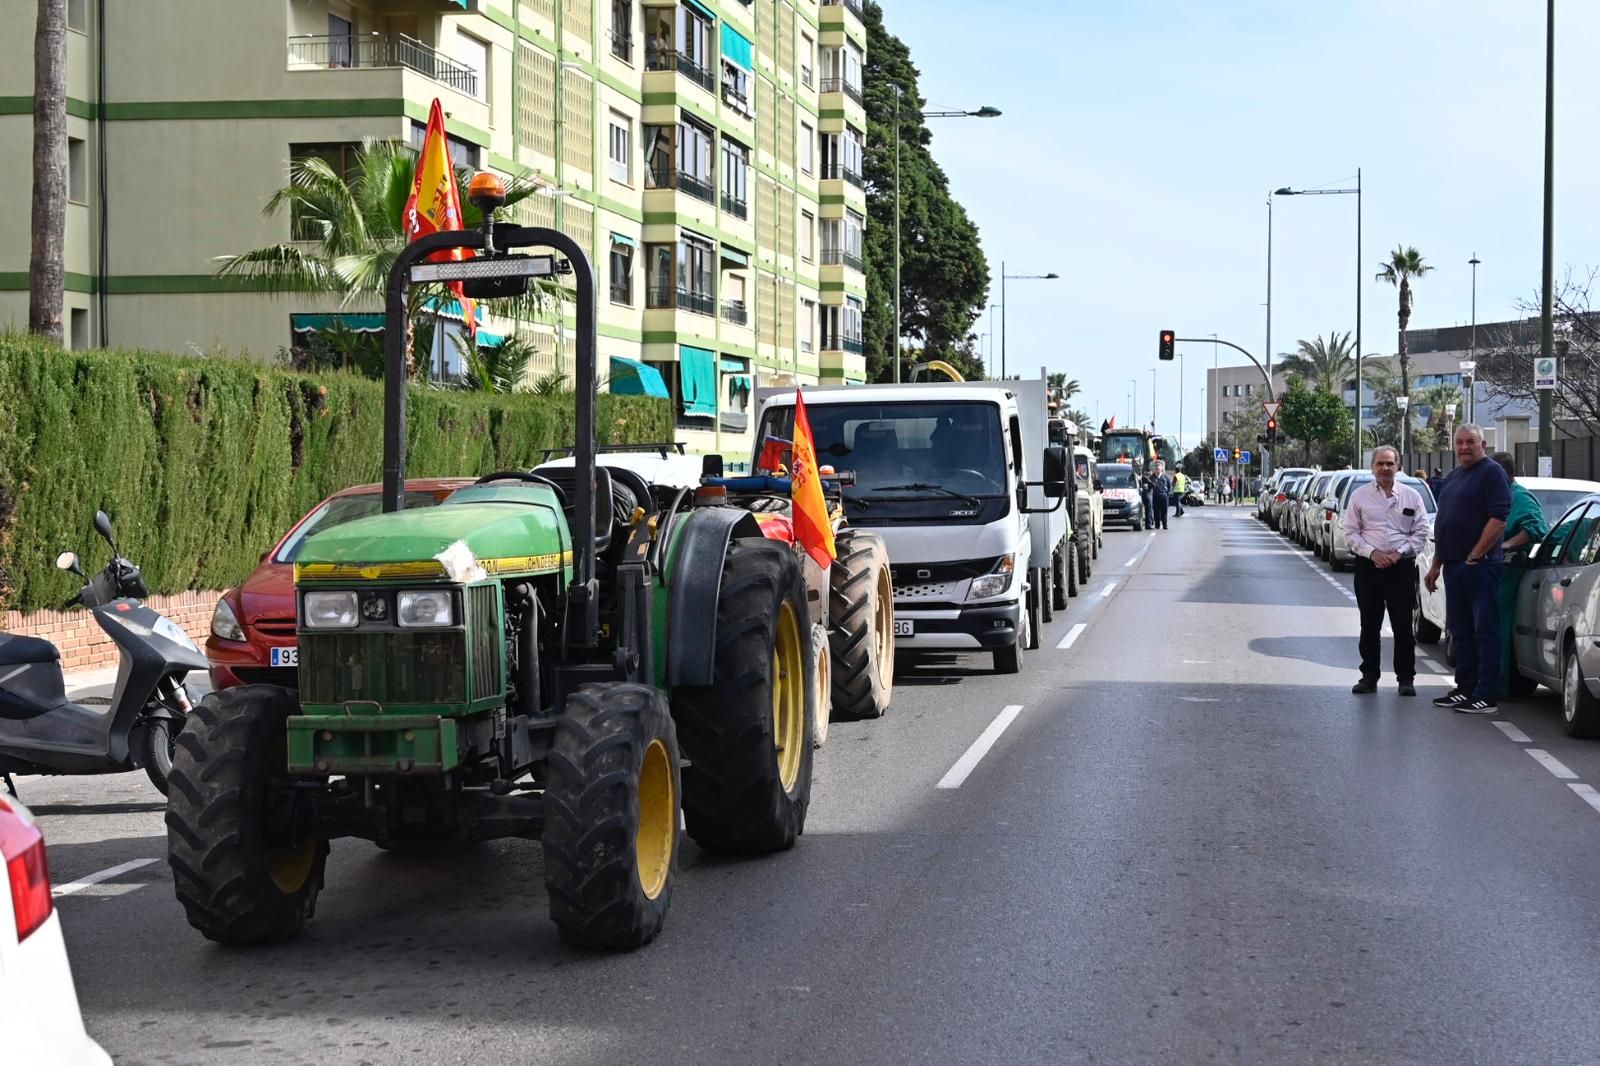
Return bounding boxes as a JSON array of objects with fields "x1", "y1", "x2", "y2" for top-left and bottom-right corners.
[
  {"x1": 67, "y1": 0, "x2": 86, "y2": 32},
  {"x1": 673, "y1": 117, "x2": 715, "y2": 202},
  {"x1": 1245, "y1": 383, "x2": 1255, "y2": 396},
  {"x1": 407, "y1": 122, "x2": 478, "y2": 169},
  {"x1": 610, "y1": 0, "x2": 633, "y2": 62},
  {"x1": 721, "y1": 136, "x2": 749, "y2": 218},
  {"x1": 800, "y1": 210, "x2": 814, "y2": 261},
  {"x1": 288, "y1": 142, "x2": 360, "y2": 239},
  {"x1": 645, "y1": 234, "x2": 716, "y2": 314},
  {"x1": 799, "y1": 121, "x2": 814, "y2": 174},
  {"x1": 722, "y1": 60, "x2": 751, "y2": 114},
  {"x1": 843, "y1": 296, "x2": 864, "y2": 353},
  {"x1": 800, "y1": 32, "x2": 814, "y2": 87},
  {"x1": 610, "y1": 239, "x2": 633, "y2": 305},
  {"x1": 646, "y1": 242, "x2": 675, "y2": 308},
  {"x1": 454, "y1": 32, "x2": 489, "y2": 101},
  {"x1": 68, "y1": 136, "x2": 86, "y2": 203},
  {"x1": 608, "y1": 111, "x2": 632, "y2": 184},
  {"x1": 327, "y1": 14, "x2": 355, "y2": 68},
  {"x1": 647, "y1": 4, "x2": 715, "y2": 92},
  {"x1": 800, "y1": 298, "x2": 816, "y2": 352},
  {"x1": 69, "y1": 308, "x2": 88, "y2": 350}
]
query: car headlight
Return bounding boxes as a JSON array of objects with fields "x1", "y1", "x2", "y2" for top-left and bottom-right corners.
[
  {"x1": 303, "y1": 591, "x2": 359, "y2": 628},
  {"x1": 210, "y1": 597, "x2": 244, "y2": 642},
  {"x1": 967, "y1": 555, "x2": 1016, "y2": 601},
  {"x1": 397, "y1": 590, "x2": 454, "y2": 628}
]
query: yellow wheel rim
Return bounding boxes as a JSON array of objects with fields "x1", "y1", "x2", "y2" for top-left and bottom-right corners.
[
  {"x1": 873, "y1": 565, "x2": 895, "y2": 683},
  {"x1": 635, "y1": 737, "x2": 675, "y2": 901},
  {"x1": 772, "y1": 601, "x2": 806, "y2": 792},
  {"x1": 268, "y1": 841, "x2": 316, "y2": 894}
]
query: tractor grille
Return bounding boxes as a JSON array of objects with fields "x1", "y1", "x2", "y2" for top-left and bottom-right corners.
[
  {"x1": 467, "y1": 584, "x2": 501, "y2": 702},
  {"x1": 299, "y1": 632, "x2": 467, "y2": 705}
]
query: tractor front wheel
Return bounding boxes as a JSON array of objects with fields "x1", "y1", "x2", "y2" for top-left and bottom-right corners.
[
  {"x1": 828, "y1": 531, "x2": 894, "y2": 720},
  {"x1": 674, "y1": 538, "x2": 816, "y2": 854},
  {"x1": 166, "y1": 685, "x2": 327, "y2": 945},
  {"x1": 543, "y1": 683, "x2": 681, "y2": 950}
]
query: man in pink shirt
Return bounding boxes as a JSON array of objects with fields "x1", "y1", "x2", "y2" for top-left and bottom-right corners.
[{"x1": 1345, "y1": 445, "x2": 1432, "y2": 696}]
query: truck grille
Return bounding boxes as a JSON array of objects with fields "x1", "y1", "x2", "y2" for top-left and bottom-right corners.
[
  {"x1": 467, "y1": 584, "x2": 501, "y2": 702},
  {"x1": 299, "y1": 632, "x2": 467, "y2": 705}
]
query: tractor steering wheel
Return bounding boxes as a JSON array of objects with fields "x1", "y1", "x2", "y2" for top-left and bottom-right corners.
[{"x1": 476, "y1": 471, "x2": 568, "y2": 507}]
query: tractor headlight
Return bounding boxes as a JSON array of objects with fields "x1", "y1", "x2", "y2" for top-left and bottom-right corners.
[
  {"x1": 397, "y1": 590, "x2": 454, "y2": 628},
  {"x1": 303, "y1": 591, "x2": 359, "y2": 628},
  {"x1": 967, "y1": 555, "x2": 1016, "y2": 601}
]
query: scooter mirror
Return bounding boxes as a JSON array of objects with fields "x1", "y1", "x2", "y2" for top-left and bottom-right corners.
[
  {"x1": 55, "y1": 551, "x2": 83, "y2": 575},
  {"x1": 93, "y1": 510, "x2": 115, "y2": 546}
]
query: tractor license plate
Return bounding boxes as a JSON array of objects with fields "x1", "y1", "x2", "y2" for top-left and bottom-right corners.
[
  {"x1": 271, "y1": 646, "x2": 299, "y2": 668},
  {"x1": 893, "y1": 620, "x2": 914, "y2": 637}
]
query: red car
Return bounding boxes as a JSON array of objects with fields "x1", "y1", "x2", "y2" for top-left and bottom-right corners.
[{"x1": 206, "y1": 479, "x2": 474, "y2": 691}]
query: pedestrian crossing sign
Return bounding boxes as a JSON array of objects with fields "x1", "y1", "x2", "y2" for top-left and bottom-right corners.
[{"x1": 1213, "y1": 447, "x2": 1228, "y2": 462}]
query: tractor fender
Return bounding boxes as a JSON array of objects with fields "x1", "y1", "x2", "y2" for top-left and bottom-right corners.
[{"x1": 663, "y1": 506, "x2": 765, "y2": 687}]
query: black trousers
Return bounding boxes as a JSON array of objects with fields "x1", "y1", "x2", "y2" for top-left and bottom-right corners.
[
  {"x1": 1354, "y1": 557, "x2": 1416, "y2": 683},
  {"x1": 1150, "y1": 493, "x2": 1169, "y2": 529}
]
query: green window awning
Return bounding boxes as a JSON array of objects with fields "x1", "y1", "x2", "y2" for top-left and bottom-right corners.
[
  {"x1": 611, "y1": 232, "x2": 637, "y2": 247},
  {"x1": 719, "y1": 357, "x2": 747, "y2": 374},
  {"x1": 291, "y1": 312, "x2": 384, "y2": 333},
  {"x1": 678, "y1": 345, "x2": 717, "y2": 418},
  {"x1": 720, "y1": 24, "x2": 753, "y2": 70},
  {"x1": 685, "y1": 0, "x2": 717, "y2": 25},
  {"x1": 720, "y1": 246, "x2": 749, "y2": 267},
  {"x1": 610, "y1": 356, "x2": 670, "y2": 399}
]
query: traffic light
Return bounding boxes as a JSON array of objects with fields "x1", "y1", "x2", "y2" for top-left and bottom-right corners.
[
  {"x1": 1159, "y1": 330, "x2": 1176, "y2": 361},
  {"x1": 1266, "y1": 416, "x2": 1278, "y2": 445},
  {"x1": 1232, "y1": 446, "x2": 1241, "y2": 462}
]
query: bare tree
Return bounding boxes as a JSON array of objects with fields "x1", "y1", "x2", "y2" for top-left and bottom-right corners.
[
  {"x1": 1475, "y1": 269, "x2": 1600, "y2": 437},
  {"x1": 28, "y1": 0, "x2": 67, "y2": 343}
]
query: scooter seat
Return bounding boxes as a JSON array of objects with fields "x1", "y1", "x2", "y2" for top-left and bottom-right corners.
[{"x1": 0, "y1": 634, "x2": 59, "y2": 667}]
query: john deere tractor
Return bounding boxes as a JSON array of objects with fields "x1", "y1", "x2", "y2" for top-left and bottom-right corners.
[{"x1": 165, "y1": 176, "x2": 832, "y2": 950}]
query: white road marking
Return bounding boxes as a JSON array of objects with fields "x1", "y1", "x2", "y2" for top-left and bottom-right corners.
[
  {"x1": 53, "y1": 857, "x2": 158, "y2": 898},
  {"x1": 1568, "y1": 783, "x2": 1600, "y2": 815},
  {"x1": 937, "y1": 705, "x2": 1023, "y2": 789},
  {"x1": 1099, "y1": 581, "x2": 1117, "y2": 598},
  {"x1": 1179, "y1": 696, "x2": 1221, "y2": 703},
  {"x1": 1526, "y1": 749, "x2": 1579, "y2": 781},
  {"x1": 1492, "y1": 721, "x2": 1533, "y2": 743},
  {"x1": 1056, "y1": 623, "x2": 1087, "y2": 650}
]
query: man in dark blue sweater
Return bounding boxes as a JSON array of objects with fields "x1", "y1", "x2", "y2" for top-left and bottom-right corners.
[{"x1": 1424, "y1": 424, "x2": 1512, "y2": 713}]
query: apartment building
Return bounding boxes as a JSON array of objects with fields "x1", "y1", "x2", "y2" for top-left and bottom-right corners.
[{"x1": 0, "y1": 0, "x2": 868, "y2": 457}]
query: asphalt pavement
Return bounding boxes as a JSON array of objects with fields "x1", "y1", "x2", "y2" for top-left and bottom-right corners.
[{"x1": 22, "y1": 504, "x2": 1600, "y2": 1065}]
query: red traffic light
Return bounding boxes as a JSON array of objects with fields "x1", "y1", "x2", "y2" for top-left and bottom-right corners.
[
  {"x1": 1267, "y1": 417, "x2": 1277, "y2": 431},
  {"x1": 1158, "y1": 330, "x2": 1176, "y2": 361}
]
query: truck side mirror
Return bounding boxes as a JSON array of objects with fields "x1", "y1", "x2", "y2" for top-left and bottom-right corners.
[
  {"x1": 1041, "y1": 445, "x2": 1069, "y2": 499},
  {"x1": 1093, "y1": 478, "x2": 1104, "y2": 492}
]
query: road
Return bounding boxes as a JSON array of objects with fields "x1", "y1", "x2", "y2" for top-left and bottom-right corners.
[{"x1": 22, "y1": 505, "x2": 1600, "y2": 1065}]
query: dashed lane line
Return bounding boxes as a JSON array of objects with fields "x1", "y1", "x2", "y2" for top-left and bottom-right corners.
[
  {"x1": 1493, "y1": 721, "x2": 1534, "y2": 743},
  {"x1": 1527, "y1": 749, "x2": 1580, "y2": 781},
  {"x1": 53, "y1": 857, "x2": 158, "y2": 898},
  {"x1": 1099, "y1": 581, "x2": 1117, "y2": 598},
  {"x1": 1568, "y1": 784, "x2": 1600, "y2": 815},
  {"x1": 937, "y1": 705, "x2": 1023, "y2": 789},
  {"x1": 1056, "y1": 623, "x2": 1087, "y2": 651}
]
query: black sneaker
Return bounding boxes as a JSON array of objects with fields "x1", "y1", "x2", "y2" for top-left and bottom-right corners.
[
  {"x1": 1352, "y1": 678, "x2": 1378, "y2": 694},
  {"x1": 1432, "y1": 689, "x2": 1468, "y2": 708},
  {"x1": 1398, "y1": 683, "x2": 1417, "y2": 697},
  {"x1": 1455, "y1": 699, "x2": 1499, "y2": 715}
]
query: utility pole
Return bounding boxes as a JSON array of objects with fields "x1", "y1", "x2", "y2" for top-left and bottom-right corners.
[{"x1": 1538, "y1": 0, "x2": 1556, "y2": 463}]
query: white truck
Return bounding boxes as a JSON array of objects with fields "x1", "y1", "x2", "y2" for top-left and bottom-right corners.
[{"x1": 753, "y1": 375, "x2": 1070, "y2": 674}]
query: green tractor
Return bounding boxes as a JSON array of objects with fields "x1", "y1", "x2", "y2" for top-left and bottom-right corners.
[{"x1": 165, "y1": 179, "x2": 887, "y2": 950}]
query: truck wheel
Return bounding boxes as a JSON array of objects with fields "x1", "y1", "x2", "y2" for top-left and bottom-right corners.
[
  {"x1": 674, "y1": 538, "x2": 815, "y2": 854},
  {"x1": 1078, "y1": 536, "x2": 1092, "y2": 583},
  {"x1": 1052, "y1": 547, "x2": 1069, "y2": 611},
  {"x1": 1041, "y1": 562, "x2": 1055, "y2": 623},
  {"x1": 543, "y1": 683, "x2": 681, "y2": 949},
  {"x1": 994, "y1": 607, "x2": 1026, "y2": 674},
  {"x1": 1066, "y1": 542, "x2": 1080, "y2": 598},
  {"x1": 1026, "y1": 570, "x2": 1043, "y2": 650},
  {"x1": 827, "y1": 531, "x2": 894, "y2": 721},
  {"x1": 166, "y1": 685, "x2": 327, "y2": 945},
  {"x1": 810, "y1": 625, "x2": 832, "y2": 748},
  {"x1": 1092, "y1": 530, "x2": 1101, "y2": 559}
]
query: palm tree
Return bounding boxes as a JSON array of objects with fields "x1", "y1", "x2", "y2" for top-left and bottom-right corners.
[
  {"x1": 1376, "y1": 246, "x2": 1434, "y2": 403},
  {"x1": 1047, "y1": 372, "x2": 1081, "y2": 401},
  {"x1": 1278, "y1": 331, "x2": 1355, "y2": 394},
  {"x1": 218, "y1": 139, "x2": 559, "y2": 364},
  {"x1": 29, "y1": 0, "x2": 67, "y2": 344}
]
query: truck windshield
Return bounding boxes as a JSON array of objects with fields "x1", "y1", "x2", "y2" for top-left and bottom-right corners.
[{"x1": 759, "y1": 400, "x2": 1007, "y2": 496}]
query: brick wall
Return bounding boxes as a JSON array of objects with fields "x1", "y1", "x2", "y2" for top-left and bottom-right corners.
[{"x1": 3, "y1": 590, "x2": 223, "y2": 674}]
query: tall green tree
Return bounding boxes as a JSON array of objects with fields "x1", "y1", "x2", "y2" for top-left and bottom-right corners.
[
  {"x1": 863, "y1": 2, "x2": 990, "y2": 382},
  {"x1": 29, "y1": 0, "x2": 67, "y2": 344},
  {"x1": 1376, "y1": 246, "x2": 1433, "y2": 402},
  {"x1": 1278, "y1": 379, "x2": 1351, "y2": 466},
  {"x1": 1279, "y1": 332, "x2": 1355, "y2": 395}
]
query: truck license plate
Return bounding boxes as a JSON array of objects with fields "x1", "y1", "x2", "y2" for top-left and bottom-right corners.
[
  {"x1": 271, "y1": 646, "x2": 299, "y2": 668},
  {"x1": 893, "y1": 620, "x2": 914, "y2": 637}
]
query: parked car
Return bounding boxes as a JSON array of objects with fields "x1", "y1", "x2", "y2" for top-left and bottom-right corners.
[
  {"x1": 1416, "y1": 477, "x2": 1600, "y2": 669},
  {"x1": 1259, "y1": 467, "x2": 1315, "y2": 524},
  {"x1": 1098, "y1": 463, "x2": 1145, "y2": 531},
  {"x1": 0, "y1": 794, "x2": 112, "y2": 1066},
  {"x1": 205, "y1": 478, "x2": 474, "y2": 690},
  {"x1": 1270, "y1": 474, "x2": 1311, "y2": 533},
  {"x1": 1327, "y1": 472, "x2": 1437, "y2": 573},
  {"x1": 1310, "y1": 471, "x2": 1359, "y2": 560},
  {"x1": 1294, "y1": 472, "x2": 1337, "y2": 546},
  {"x1": 1508, "y1": 495, "x2": 1600, "y2": 734}
]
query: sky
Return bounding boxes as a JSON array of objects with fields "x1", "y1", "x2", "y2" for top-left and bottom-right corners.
[{"x1": 888, "y1": 0, "x2": 1600, "y2": 449}]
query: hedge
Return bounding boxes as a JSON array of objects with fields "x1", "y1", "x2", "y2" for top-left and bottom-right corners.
[{"x1": 0, "y1": 334, "x2": 672, "y2": 613}]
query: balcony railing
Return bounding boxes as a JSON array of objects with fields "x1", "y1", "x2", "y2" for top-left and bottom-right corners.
[
  {"x1": 842, "y1": 336, "x2": 864, "y2": 354},
  {"x1": 722, "y1": 83, "x2": 751, "y2": 114},
  {"x1": 648, "y1": 286, "x2": 716, "y2": 316},
  {"x1": 722, "y1": 299, "x2": 749, "y2": 326},
  {"x1": 645, "y1": 48, "x2": 716, "y2": 93},
  {"x1": 649, "y1": 166, "x2": 715, "y2": 204},
  {"x1": 821, "y1": 248, "x2": 864, "y2": 273},
  {"x1": 823, "y1": 163, "x2": 864, "y2": 188},
  {"x1": 609, "y1": 29, "x2": 633, "y2": 62},
  {"x1": 287, "y1": 33, "x2": 479, "y2": 97},
  {"x1": 821, "y1": 0, "x2": 865, "y2": 21},
  {"x1": 721, "y1": 192, "x2": 748, "y2": 219},
  {"x1": 819, "y1": 76, "x2": 863, "y2": 105}
]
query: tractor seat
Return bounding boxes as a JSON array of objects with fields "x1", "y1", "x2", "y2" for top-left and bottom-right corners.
[
  {"x1": 530, "y1": 466, "x2": 617, "y2": 551},
  {"x1": 0, "y1": 633, "x2": 59, "y2": 667}
]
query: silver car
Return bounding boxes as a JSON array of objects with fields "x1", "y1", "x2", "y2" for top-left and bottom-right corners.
[
  {"x1": 1511, "y1": 494, "x2": 1600, "y2": 736},
  {"x1": 1311, "y1": 471, "x2": 1358, "y2": 560}
]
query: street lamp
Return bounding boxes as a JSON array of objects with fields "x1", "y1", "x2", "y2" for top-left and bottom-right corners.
[
  {"x1": 1459, "y1": 358, "x2": 1477, "y2": 425},
  {"x1": 1000, "y1": 264, "x2": 1059, "y2": 379},
  {"x1": 1149, "y1": 367, "x2": 1157, "y2": 429},
  {"x1": 1468, "y1": 253, "x2": 1481, "y2": 425},
  {"x1": 1396, "y1": 394, "x2": 1410, "y2": 468},
  {"x1": 1274, "y1": 172, "x2": 1363, "y2": 465},
  {"x1": 1445, "y1": 401, "x2": 1458, "y2": 448},
  {"x1": 890, "y1": 88, "x2": 1000, "y2": 383}
]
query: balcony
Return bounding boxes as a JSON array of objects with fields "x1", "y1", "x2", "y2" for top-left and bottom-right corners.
[
  {"x1": 722, "y1": 299, "x2": 749, "y2": 326},
  {"x1": 823, "y1": 163, "x2": 863, "y2": 189},
  {"x1": 649, "y1": 166, "x2": 716, "y2": 204},
  {"x1": 821, "y1": 0, "x2": 864, "y2": 21},
  {"x1": 819, "y1": 76, "x2": 863, "y2": 106},
  {"x1": 721, "y1": 83, "x2": 752, "y2": 116},
  {"x1": 721, "y1": 192, "x2": 748, "y2": 219},
  {"x1": 609, "y1": 29, "x2": 633, "y2": 63},
  {"x1": 648, "y1": 286, "x2": 717, "y2": 316},
  {"x1": 822, "y1": 248, "x2": 864, "y2": 273},
  {"x1": 287, "y1": 33, "x2": 479, "y2": 97},
  {"x1": 843, "y1": 337, "x2": 864, "y2": 354},
  {"x1": 645, "y1": 48, "x2": 716, "y2": 94}
]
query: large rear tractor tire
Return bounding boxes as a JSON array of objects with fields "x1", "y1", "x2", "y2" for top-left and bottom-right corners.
[
  {"x1": 543, "y1": 683, "x2": 681, "y2": 950},
  {"x1": 673, "y1": 538, "x2": 815, "y2": 854},
  {"x1": 166, "y1": 685, "x2": 328, "y2": 945},
  {"x1": 827, "y1": 531, "x2": 894, "y2": 721}
]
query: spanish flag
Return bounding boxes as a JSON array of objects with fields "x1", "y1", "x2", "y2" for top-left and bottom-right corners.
[
  {"x1": 790, "y1": 390, "x2": 836, "y2": 570},
  {"x1": 404, "y1": 98, "x2": 476, "y2": 338}
]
